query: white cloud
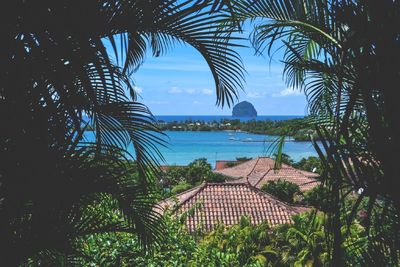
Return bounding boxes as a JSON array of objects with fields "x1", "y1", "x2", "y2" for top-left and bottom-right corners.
[
  {"x1": 247, "y1": 91, "x2": 265, "y2": 99},
  {"x1": 168, "y1": 87, "x2": 182, "y2": 94},
  {"x1": 186, "y1": 89, "x2": 196, "y2": 94},
  {"x1": 133, "y1": 86, "x2": 143, "y2": 93},
  {"x1": 272, "y1": 87, "x2": 302, "y2": 97},
  {"x1": 202, "y1": 88, "x2": 213, "y2": 95},
  {"x1": 193, "y1": 100, "x2": 201, "y2": 105}
]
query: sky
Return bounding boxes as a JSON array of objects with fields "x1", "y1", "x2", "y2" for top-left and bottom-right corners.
[{"x1": 127, "y1": 29, "x2": 308, "y2": 116}]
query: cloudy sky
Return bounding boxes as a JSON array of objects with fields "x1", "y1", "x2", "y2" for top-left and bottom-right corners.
[{"x1": 128, "y1": 29, "x2": 307, "y2": 116}]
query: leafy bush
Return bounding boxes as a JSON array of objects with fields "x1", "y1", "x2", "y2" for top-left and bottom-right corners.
[
  {"x1": 225, "y1": 157, "x2": 253, "y2": 168},
  {"x1": 192, "y1": 216, "x2": 278, "y2": 266},
  {"x1": 302, "y1": 185, "x2": 330, "y2": 211},
  {"x1": 261, "y1": 179, "x2": 301, "y2": 204},
  {"x1": 69, "y1": 207, "x2": 367, "y2": 267},
  {"x1": 236, "y1": 157, "x2": 252, "y2": 162},
  {"x1": 274, "y1": 153, "x2": 294, "y2": 165},
  {"x1": 293, "y1": 156, "x2": 322, "y2": 174},
  {"x1": 186, "y1": 158, "x2": 213, "y2": 185},
  {"x1": 171, "y1": 182, "x2": 192, "y2": 194},
  {"x1": 159, "y1": 158, "x2": 215, "y2": 197},
  {"x1": 205, "y1": 173, "x2": 226, "y2": 183}
]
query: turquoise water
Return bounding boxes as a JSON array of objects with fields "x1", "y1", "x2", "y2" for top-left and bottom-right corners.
[
  {"x1": 158, "y1": 131, "x2": 317, "y2": 166},
  {"x1": 84, "y1": 130, "x2": 317, "y2": 167}
]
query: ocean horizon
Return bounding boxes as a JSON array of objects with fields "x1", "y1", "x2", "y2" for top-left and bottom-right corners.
[{"x1": 155, "y1": 115, "x2": 304, "y2": 123}]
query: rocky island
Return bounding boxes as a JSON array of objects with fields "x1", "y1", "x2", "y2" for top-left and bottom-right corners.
[{"x1": 232, "y1": 101, "x2": 257, "y2": 117}]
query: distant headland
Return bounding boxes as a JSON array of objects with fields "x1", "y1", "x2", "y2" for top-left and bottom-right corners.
[{"x1": 232, "y1": 101, "x2": 257, "y2": 117}]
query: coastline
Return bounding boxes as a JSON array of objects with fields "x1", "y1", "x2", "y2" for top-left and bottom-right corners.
[{"x1": 158, "y1": 117, "x2": 316, "y2": 142}]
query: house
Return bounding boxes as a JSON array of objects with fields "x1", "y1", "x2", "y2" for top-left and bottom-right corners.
[
  {"x1": 160, "y1": 182, "x2": 309, "y2": 232},
  {"x1": 214, "y1": 157, "x2": 319, "y2": 191}
]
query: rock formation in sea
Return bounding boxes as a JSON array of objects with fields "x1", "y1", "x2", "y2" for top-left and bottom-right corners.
[{"x1": 232, "y1": 101, "x2": 257, "y2": 117}]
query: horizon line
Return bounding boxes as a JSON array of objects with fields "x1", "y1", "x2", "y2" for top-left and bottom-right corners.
[{"x1": 153, "y1": 114, "x2": 305, "y2": 116}]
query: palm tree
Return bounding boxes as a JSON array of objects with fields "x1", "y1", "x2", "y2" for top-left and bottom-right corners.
[
  {"x1": 284, "y1": 213, "x2": 327, "y2": 267},
  {"x1": 225, "y1": 0, "x2": 400, "y2": 265},
  {"x1": 0, "y1": 0, "x2": 244, "y2": 264}
]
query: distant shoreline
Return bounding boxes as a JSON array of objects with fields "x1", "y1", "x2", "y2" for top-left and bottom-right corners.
[
  {"x1": 155, "y1": 115, "x2": 304, "y2": 123},
  {"x1": 162, "y1": 130, "x2": 305, "y2": 142},
  {"x1": 159, "y1": 117, "x2": 318, "y2": 142}
]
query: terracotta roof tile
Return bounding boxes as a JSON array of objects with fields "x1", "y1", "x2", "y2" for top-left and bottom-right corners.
[
  {"x1": 215, "y1": 157, "x2": 319, "y2": 191},
  {"x1": 163, "y1": 183, "x2": 307, "y2": 232}
]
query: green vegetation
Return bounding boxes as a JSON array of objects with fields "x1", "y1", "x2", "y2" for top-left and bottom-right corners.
[
  {"x1": 159, "y1": 117, "x2": 319, "y2": 141},
  {"x1": 60, "y1": 208, "x2": 367, "y2": 266},
  {"x1": 293, "y1": 156, "x2": 322, "y2": 174},
  {"x1": 274, "y1": 153, "x2": 321, "y2": 175},
  {"x1": 261, "y1": 179, "x2": 302, "y2": 204},
  {"x1": 158, "y1": 158, "x2": 227, "y2": 198},
  {"x1": 2, "y1": 0, "x2": 399, "y2": 265},
  {"x1": 230, "y1": 0, "x2": 400, "y2": 264},
  {"x1": 225, "y1": 156, "x2": 253, "y2": 167},
  {"x1": 1, "y1": 1, "x2": 245, "y2": 264},
  {"x1": 171, "y1": 182, "x2": 193, "y2": 194},
  {"x1": 302, "y1": 185, "x2": 330, "y2": 212}
]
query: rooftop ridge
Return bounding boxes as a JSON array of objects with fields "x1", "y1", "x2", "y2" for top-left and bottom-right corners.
[
  {"x1": 246, "y1": 157, "x2": 261, "y2": 184},
  {"x1": 173, "y1": 182, "x2": 209, "y2": 211},
  {"x1": 175, "y1": 182, "x2": 307, "y2": 214},
  {"x1": 165, "y1": 181, "x2": 310, "y2": 232},
  {"x1": 159, "y1": 183, "x2": 204, "y2": 211},
  {"x1": 254, "y1": 168, "x2": 273, "y2": 187},
  {"x1": 246, "y1": 183, "x2": 309, "y2": 213},
  {"x1": 215, "y1": 157, "x2": 320, "y2": 191}
]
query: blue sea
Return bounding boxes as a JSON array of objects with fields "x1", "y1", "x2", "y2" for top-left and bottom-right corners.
[
  {"x1": 84, "y1": 115, "x2": 317, "y2": 167},
  {"x1": 155, "y1": 115, "x2": 303, "y2": 123},
  {"x1": 158, "y1": 131, "x2": 317, "y2": 167}
]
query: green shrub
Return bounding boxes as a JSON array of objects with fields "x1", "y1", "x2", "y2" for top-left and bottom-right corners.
[
  {"x1": 261, "y1": 179, "x2": 301, "y2": 204},
  {"x1": 206, "y1": 173, "x2": 226, "y2": 183},
  {"x1": 171, "y1": 182, "x2": 192, "y2": 194},
  {"x1": 302, "y1": 185, "x2": 330, "y2": 211},
  {"x1": 293, "y1": 156, "x2": 322, "y2": 174}
]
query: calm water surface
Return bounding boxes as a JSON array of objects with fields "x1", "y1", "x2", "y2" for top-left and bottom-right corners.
[
  {"x1": 158, "y1": 131, "x2": 317, "y2": 167},
  {"x1": 84, "y1": 130, "x2": 317, "y2": 167}
]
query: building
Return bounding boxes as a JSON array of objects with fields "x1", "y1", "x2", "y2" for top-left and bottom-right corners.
[
  {"x1": 160, "y1": 182, "x2": 309, "y2": 232},
  {"x1": 214, "y1": 157, "x2": 319, "y2": 191}
]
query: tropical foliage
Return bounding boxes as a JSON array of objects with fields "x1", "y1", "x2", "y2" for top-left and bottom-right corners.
[
  {"x1": 159, "y1": 158, "x2": 227, "y2": 197},
  {"x1": 67, "y1": 209, "x2": 367, "y2": 266},
  {"x1": 2, "y1": 0, "x2": 397, "y2": 265},
  {"x1": 227, "y1": 0, "x2": 400, "y2": 264},
  {"x1": 159, "y1": 117, "x2": 318, "y2": 141},
  {"x1": 0, "y1": 0, "x2": 244, "y2": 264},
  {"x1": 293, "y1": 156, "x2": 322, "y2": 174},
  {"x1": 261, "y1": 179, "x2": 301, "y2": 204}
]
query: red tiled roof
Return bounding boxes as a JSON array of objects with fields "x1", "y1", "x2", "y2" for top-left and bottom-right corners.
[
  {"x1": 215, "y1": 157, "x2": 319, "y2": 191},
  {"x1": 255, "y1": 168, "x2": 319, "y2": 191},
  {"x1": 161, "y1": 183, "x2": 307, "y2": 232}
]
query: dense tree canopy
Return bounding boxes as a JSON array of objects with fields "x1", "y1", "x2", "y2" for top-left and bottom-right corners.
[
  {"x1": 0, "y1": 0, "x2": 244, "y2": 264},
  {"x1": 227, "y1": 0, "x2": 400, "y2": 264}
]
